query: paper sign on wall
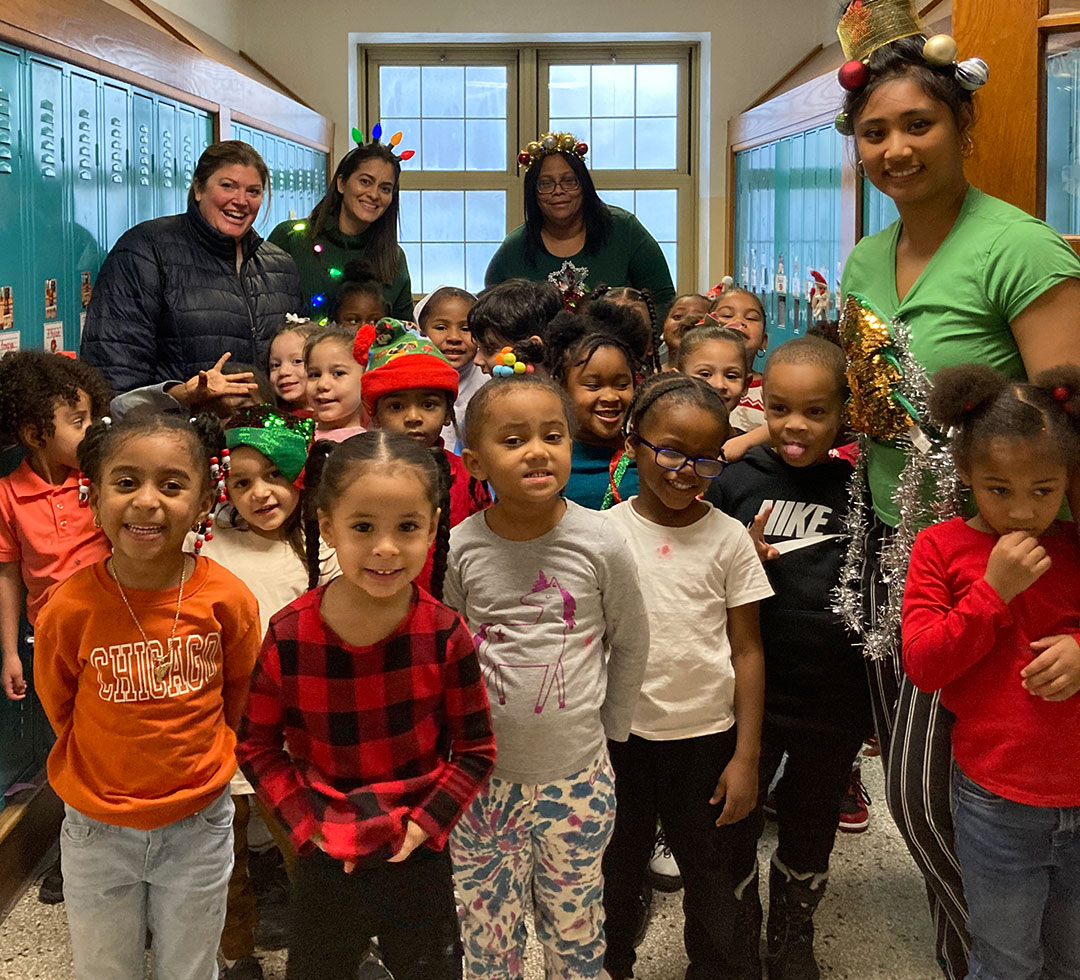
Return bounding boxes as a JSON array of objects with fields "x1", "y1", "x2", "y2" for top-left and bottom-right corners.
[
  {"x1": 0, "y1": 286, "x2": 12, "y2": 330},
  {"x1": 44, "y1": 322, "x2": 63, "y2": 353},
  {"x1": 81, "y1": 271, "x2": 93, "y2": 309},
  {"x1": 45, "y1": 279, "x2": 58, "y2": 321},
  {"x1": 0, "y1": 331, "x2": 20, "y2": 354}
]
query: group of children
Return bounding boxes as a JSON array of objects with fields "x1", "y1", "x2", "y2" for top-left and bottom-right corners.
[{"x1": 0, "y1": 273, "x2": 1076, "y2": 980}]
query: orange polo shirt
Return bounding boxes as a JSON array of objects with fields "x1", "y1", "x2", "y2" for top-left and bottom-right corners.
[
  {"x1": 0, "y1": 460, "x2": 111, "y2": 625},
  {"x1": 34, "y1": 557, "x2": 261, "y2": 829}
]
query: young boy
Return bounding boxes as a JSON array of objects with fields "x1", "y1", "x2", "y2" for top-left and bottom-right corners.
[
  {"x1": 467, "y1": 278, "x2": 561, "y2": 375},
  {"x1": 0, "y1": 351, "x2": 113, "y2": 902},
  {"x1": 706, "y1": 335, "x2": 872, "y2": 980}
]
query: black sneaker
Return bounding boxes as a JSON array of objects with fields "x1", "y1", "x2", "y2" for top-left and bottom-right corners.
[
  {"x1": 222, "y1": 956, "x2": 263, "y2": 980},
  {"x1": 37, "y1": 860, "x2": 63, "y2": 904}
]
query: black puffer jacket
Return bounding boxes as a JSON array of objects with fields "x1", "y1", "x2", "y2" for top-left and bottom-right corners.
[{"x1": 82, "y1": 199, "x2": 301, "y2": 393}]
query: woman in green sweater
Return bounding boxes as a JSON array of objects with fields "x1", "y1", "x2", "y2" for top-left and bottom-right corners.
[
  {"x1": 268, "y1": 140, "x2": 413, "y2": 322},
  {"x1": 485, "y1": 133, "x2": 675, "y2": 316}
]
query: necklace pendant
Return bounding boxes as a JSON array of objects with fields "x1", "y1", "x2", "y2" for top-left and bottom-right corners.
[{"x1": 154, "y1": 661, "x2": 169, "y2": 682}]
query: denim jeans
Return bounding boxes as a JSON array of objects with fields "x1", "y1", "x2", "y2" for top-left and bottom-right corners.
[
  {"x1": 952, "y1": 767, "x2": 1080, "y2": 980},
  {"x1": 61, "y1": 788, "x2": 234, "y2": 980}
]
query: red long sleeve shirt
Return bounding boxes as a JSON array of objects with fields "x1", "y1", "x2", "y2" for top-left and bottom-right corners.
[
  {"x1": 902, "y1": 518, "x2": 1080, "y2": 807},
  {"x1": 236, "y1": 585, "x2": 495, "y2": 864}
]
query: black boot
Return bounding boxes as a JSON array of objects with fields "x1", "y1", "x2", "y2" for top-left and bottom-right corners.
[
  {"x1": 721, "y1": 864, "x2": 763, "y2": 979},
  {"x1": 765, "y1": 859, "x2": 826, "y2": 980}
]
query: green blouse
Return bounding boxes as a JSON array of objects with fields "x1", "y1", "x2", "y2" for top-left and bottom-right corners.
[
  {"x1": 840, "y1": 187, "x2": 1080, "y2": 526},
  {"x1": 267, "y1": 219, "x2": 414, "y2": 321}
]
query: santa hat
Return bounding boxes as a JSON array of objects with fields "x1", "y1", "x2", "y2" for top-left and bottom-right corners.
[{"x1": 359, "y1": 317, "x2": 459, "y2": 416}]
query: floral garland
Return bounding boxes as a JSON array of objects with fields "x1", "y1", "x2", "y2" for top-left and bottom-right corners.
[{"x1": 832, "y1": 296, "x2": 964, "y2": 660}]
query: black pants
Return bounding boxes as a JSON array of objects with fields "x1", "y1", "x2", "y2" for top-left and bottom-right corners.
[
  {"x1": 603, "y1": 730, "x2": 759, "y2": 979},
  {"x1": 755, "y1": 725, "x2": 864, "y2": 874},
  {"x1": 286, "y1": 846, "x2": 462, "y2": 980},
  {"x1": 861, "y1": 515, "x2": 970, "y2": 980}
]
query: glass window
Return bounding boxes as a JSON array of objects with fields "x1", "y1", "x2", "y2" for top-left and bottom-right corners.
[
  {"x1": 600, "y1": 189, "x2": 678, "y2": 282},
  {"x1": 1046, "y1": 33, "x2": 1080, "y2": 235}
]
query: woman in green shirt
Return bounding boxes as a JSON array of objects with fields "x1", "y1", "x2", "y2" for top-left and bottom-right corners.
[
  {"x1": 838, "y1": 31, "x2": 1080, "y2": 980},
  {"x1": 268, "y1": 141, "x2": 414, "y2": 323},
  {"x1": 485, "y1": 134, "x2": 675, "y2": 317}
]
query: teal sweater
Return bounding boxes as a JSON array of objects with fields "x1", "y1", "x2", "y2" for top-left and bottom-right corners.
[
  {"x1": 267, "y1": 219, "x2": 414, "y2": 321},
  {"x1": 563, "y1": 441, "x2": 640, "y2": 511},
  {"x1": 484, "y1": 206, "x2": 675, "y2": 315}
]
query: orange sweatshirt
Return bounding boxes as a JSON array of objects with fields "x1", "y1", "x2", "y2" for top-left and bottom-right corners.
[{"x1": 34, "y1": 557, "x2": 261, "y2": 829}]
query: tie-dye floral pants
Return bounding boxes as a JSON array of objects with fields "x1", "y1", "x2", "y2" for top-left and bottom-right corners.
[{"x1": 450, "y1": 752, "x2": 617, "y2": 980}]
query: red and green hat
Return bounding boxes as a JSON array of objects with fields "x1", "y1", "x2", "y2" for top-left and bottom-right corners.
[{"x1": 358, "y1": 317, "x2": 459, "y2": 416}]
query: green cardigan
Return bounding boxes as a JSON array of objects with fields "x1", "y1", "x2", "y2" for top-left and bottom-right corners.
[
  {"x1": 484, "y1": 206, "x2": 675, "y2": 315},
  {"x1": 267, "y1": 219, "x2": 414, "y2": 321}
]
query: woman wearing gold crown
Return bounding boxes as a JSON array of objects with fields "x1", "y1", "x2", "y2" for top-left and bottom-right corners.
[
  {"x1": 485, "y1": 133, "x2": 675, "y2": 315},
  {"x1": 832, "y1": 3, "x2": 1080, "y2": 980}
]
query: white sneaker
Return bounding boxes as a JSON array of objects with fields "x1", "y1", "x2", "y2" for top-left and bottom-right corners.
[{"x1": 645, "y1": 826, "x2": 683, "y2": 892}]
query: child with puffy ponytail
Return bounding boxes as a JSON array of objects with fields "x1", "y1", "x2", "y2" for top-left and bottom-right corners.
[
  {"x1": 236, "y1": 432, "x2": 495, "y2": 980},
  {"x1": 902, "y1": 363, "x2": 1080, "y2": 980},
  {"x1": 33, "y1": 411, "x2": 262, "y2": 980}
]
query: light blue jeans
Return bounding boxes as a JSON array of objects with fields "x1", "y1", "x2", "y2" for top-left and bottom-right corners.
[
  {"x1": 61, "y1": 788, "x2": 234, "y2": 980},
  {"x1": 952, "y1": 767, "x2": 1080, "y2": 980}
]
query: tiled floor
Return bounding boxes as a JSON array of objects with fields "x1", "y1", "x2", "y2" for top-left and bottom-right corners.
[{"x1": 0, "y1": 759, "x2": 942, "y2": 979}]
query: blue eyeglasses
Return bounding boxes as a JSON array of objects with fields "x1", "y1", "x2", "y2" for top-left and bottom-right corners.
[{"x1": 630, "y1": 433, "x2": 727, "y2": 479}]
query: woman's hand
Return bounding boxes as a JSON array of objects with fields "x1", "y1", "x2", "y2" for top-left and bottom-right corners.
[
  {"x1": 710, "y1": 754, "x2": 758, "y2": 826},
  {"x1": 168, "y1": 352, "x2": 258, "y2": 409},
  {"x1": 387, "y1": 820, "x2": 430, "y2": 863},
  {"x1": 1023, "y1": 634, "x2": 1080, "y2": 702}
]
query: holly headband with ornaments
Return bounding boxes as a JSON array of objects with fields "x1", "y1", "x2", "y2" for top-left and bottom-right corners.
[
  {"x1": 517, "y1": 132, "x2": 589, "y2": 171},
  {"x1": 832, "y1": 0, "x2": 988, "y2": 136}
]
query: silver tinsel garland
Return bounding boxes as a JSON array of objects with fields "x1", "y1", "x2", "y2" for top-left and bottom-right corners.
[{"x1": 833, "y1": 311, "x2": 965, "y2": 660}]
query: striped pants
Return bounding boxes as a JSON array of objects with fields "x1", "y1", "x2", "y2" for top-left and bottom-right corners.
[{"x1": 862, "y1": 517, "x2": 971, "y2": 980}]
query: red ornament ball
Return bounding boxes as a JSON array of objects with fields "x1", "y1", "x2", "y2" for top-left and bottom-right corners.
[
  {"x1": 1053, "y1": 386, "x2": 1070, "y2": 403},
  {"x1": 518, "y1": 151, "x2": 532, "y2": 166},
  {"x1": 576, "y1": 141, "x2": 588, "y2": 155},
  {"x1": 838, "y1": 60, "x2": 869, "y2": 92}
]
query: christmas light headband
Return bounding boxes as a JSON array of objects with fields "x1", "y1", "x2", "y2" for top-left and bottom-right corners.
[
  {"x1": 517, "y1": 132, "x2": 589, "y2": 171},
  {"x1": 833, "y1": 0, "x2": 988, "y2": 136},
  {"x1": 350, "y1": 123, "x2": 415, "y2": 162}
]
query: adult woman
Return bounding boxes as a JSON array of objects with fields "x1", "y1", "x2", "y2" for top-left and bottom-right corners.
[
  {"x1": 485, "y1": 134, "x2": 675, "y2": 315},
  {"x1": 837, "y1": 21, "x2": 1080, "y2": 980},
  {"x1": 82, "y1": 141, "x2": 301, "y2": 395},
  {"x1": 268, "y1": 140, "x2": 413, "y2": 322}
]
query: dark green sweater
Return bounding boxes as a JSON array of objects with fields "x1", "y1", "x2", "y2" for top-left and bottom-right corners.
[
  {"x1": 484, "y1": 206, "x2": 675, "y2": 315},
  {"x1": 267, "y1": 219, "x2": 414, "y2": 321}
]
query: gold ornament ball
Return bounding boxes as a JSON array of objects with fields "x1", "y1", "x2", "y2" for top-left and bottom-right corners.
[
  {"x1": 526, "y1": 141, "x2": 542, "y2": 156},
  {"x1": 923, "y1": 34, "x2": 958, "y2": 66},
  {"x1": 559, "y1": 133, "x2": 576, "y2": 151}
]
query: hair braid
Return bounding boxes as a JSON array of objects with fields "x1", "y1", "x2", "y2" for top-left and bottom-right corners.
[{"x1": 428, "y1": 449, "x2": 453, "y2": 602}]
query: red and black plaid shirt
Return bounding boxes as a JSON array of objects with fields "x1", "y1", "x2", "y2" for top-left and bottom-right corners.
[{"x1": 237, "y1": 585, "x2": 495, "y2": 864}]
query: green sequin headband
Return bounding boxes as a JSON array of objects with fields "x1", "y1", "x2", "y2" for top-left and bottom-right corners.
[{"x1": 225, "y1": 414, "x2": 315, "y2": 483}]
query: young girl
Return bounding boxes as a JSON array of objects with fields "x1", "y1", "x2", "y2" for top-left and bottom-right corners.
[
  {"x1": 602, "y1": 374, "x2": 772, "y2": 980},
  {"x1": 304, "y1": 325, "x2": 366, "y2": 442},
  {"x1": 415, "y1": 285, "x2": 483, "y2": 449},
  {"x1": 676, "y1": 323, "x2": 750, "y2": 427},
  {"x1": 236, "y1": 432, "x2": 496, "y2": 980},
  {"x1": 544, "y1": 305, "x2": 646, "y2": 510},
  {"x1": 585, "y1": 284, "x2": 661, "y2": 375},
  {"x1": 267, "y1": 318, "x2": 319, "y2": 413},
  {"x1": 661, "y1": 292, "x2": 713, "y2": 367},
  {"x1": 468, "y1": 278, "x2": 561, "y2": 375},
  {"x1": 902, "y1": 364, "x2": 1080, "y2": 980},
  {"x1": 330, "y1": 260, "x2": 391, "y2": 329},
  {"x1": 446, "y1": 374, "x2": 649, "y2": 980},
  {"x1": 200, "y1": 405, "x2": 340, "y2": 978},
  {"x1": 33, "y1": 411, "x2": 262, "y2": 980}
]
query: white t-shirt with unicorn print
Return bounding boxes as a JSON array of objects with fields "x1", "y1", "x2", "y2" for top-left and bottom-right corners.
[{"x1": 445, "y1": 501, "x2": 650, "y2": 784}]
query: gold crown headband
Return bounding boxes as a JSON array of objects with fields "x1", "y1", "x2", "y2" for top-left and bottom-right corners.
[
  {"x1": 833, "y1": 0, "x2": 988, "y2": 134},
  {"x1": 517, "y1": 132, "x2": 589, "y2": 171}
]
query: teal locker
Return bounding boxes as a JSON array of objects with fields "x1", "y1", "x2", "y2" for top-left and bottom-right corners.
[
  {"x1": 103, "y1": 81, "x2": 130, "y2": 252},
  {"x1": 0, "y1": 46, "x2": 25, "y2": 339},
  {"x1": 132, "y1": 90, "x2": 155, "y2": 224},
  {"x1": 155, "y1": 97, "x2": 178, "y2": 216},
  {"x1": 287, "y1": 140, "x2": 299, "y2": 220},
  {"x1": 863, "y1": 180, "x2": 898, "y2": 237},
  {"x1": 177, "y1": 103, "x2": 199, "y2": 205},
  {"x1": 67, "y1": 68, "x2": 104, "y2": 350},
  {"x1": 27, "y1": 55, "x2": 65, "y2": 350}
]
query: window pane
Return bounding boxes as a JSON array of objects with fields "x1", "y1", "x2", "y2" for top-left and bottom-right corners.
[
  {"x1": 635, "y1": 64, "x2": 678, "y2": 116},
  {"x1": 591, "y1": 117, "x2": 635, "y2": 170},
  {"x1": 548, "y1": 65, "x2": 590, "y2": 118},
  {"x1": 591, "y1": 64, "x2": 634, "y2": 116},
  {"x1": 659, "y1": 241, "x2": 677, "y2": 285},
  {"x1": 380, "y1": 117, "x2": 420, "y2": 171},
  {"x1": 633, "y1": 188, "x2": 678, "y2": 241},
  {"x1": 635, "y1": 116, "x2": 677, "y2": 169},
  {"x1": 465, "y1": 190, "x2": 506, "y2": 242},
  {"x1": 599, "y1": 190, "x2": 634, "y2": 212},
  {"x1": 380, "y1": 66, "x2": 420, "y2": 118},
  {"x1": 402, "y1": 242, "x2": 422, "y2": 288},
  {"x1": 465, "y1": 66, "x2": 507, "y2": 118},
  {"x1": 421, "y1": 190, "x2": 464, "y2": 243},
  {"x1": 422, "y1": 243, "x2": 465, "y2": 292},
  {"x1": 421, "y1": 119, "x2": 465, "y2": 170},
  {"x1": 421, "y1": 66, "x2": 464, "y2": 118},
  {"x1": 466, "y1": 119, "x2": 506, "y2": 171},
  {"x1": 548, "y1": 118, "x2": 591, "y2": 149},
  {"x1": 467, "y1": 242, "x2": 499, "y2": 293},
  {"x1": 398, "y1": 190, "x2": 421, "y2": 241}
]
